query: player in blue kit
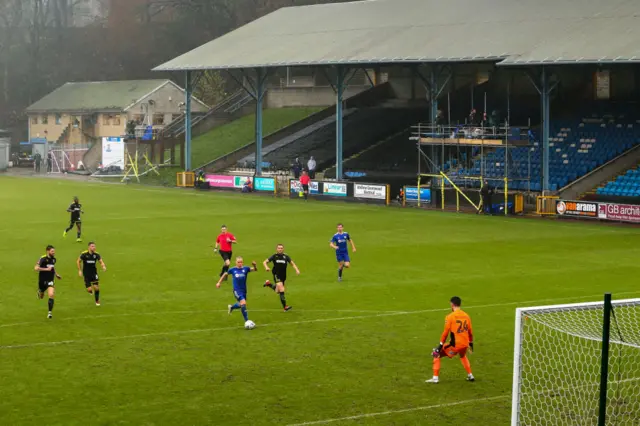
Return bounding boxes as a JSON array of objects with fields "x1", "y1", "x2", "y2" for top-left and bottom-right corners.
[
  {"x1": 329, "y1": 223, "x2": 356, "y2": 282},
  {"x1": 216, "y1": 256, "x2": 257, "y2": 324}
]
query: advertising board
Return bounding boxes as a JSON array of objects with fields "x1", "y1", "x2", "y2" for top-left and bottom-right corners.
[
  {"x1": 354, "y1": 183, "x2": 386, "y2": 200},
  {"x1": 309, "y1": 181, "x2": 320, "y2": 195},
  {"x1": 323, "y1": 182, "x2": 347, "y2": 197},
  {"x1": 598, "y1": 203, "x2": 640, "y2": 223},
  {"x1": 254, "y1": 177, "x2": 275, "y2": 192},
  {"x1": 405, "y1": 187, "x2": 431, "y2": 203},
  {"x1": 101, "y1": 137, "x2": 125, "y2": 168},
  {"x1": 205, "y1": 175, "x2": 275, "y2": 192},
  {"x1": 290, "y1": 180, "x2": 323, "y2": 195},
  {"x1": 555, "y1": 200, "x2": 598, "y2": 218},
  {"x1": 205, "y1": 174, "x2": 236, "y2": 188}
]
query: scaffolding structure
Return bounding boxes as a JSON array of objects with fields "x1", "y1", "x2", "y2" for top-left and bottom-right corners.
[
  {"x1": 412, "y1": 123, "x2": 532, "y2": 214},
  {"x1": 91, "y1": 140, "x2": 160, "y2": 182}
]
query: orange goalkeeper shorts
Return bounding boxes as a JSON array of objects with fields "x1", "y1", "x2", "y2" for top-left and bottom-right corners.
[{"x1": 440, "y1": 344, "x2": 468, "y2": 359}]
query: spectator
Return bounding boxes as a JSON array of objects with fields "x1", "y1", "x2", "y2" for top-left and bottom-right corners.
[
  {"x1": 299, "y1": 170, "x2": 310, "y2": 201},
  {"x1": 292, "y1": 157, "x2": 302, "y2": 179},
  {"x1": 307, "y1": 156, "x2": 317, "y2": 179},
  {"x1": 397, "y1": 188, "x2": 404, "y2": 204},
  {"x1": 46, "y1": 152, "x2": 53, "y2": 173},
  {"x1": 195, "y1": 170, "x2": 207, "y2": 189},
  {"x1": 34, "y1": 152, "x2": 42, "y2": 173},
  {"x1": 242, "y1": 177, "x2": 253, "y2": 193},
  {"x1": 479, "y1": 180, "x2": 494, "y2": 215}
]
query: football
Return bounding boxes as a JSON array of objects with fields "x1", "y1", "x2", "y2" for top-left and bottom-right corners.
[
  {"x1": 265, "y1": 279, "x2": 271, "y2": 286},
  {"x1": 244, "y1": 320, "x2": 256, "y2": 330}
]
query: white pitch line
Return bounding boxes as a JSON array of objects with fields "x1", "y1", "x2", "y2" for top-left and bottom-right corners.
[
  {"x1": 0, "y1": 311, "x2": 413, "y2": 349},
  {"x1": 287, "y1": 395, "x2": 510, "y2": 426},
  {"x1": 0, "y1": 309, "x2": 399, "y2": 329},
  {"x1": 3, "y1": 291, "x2": 640, "y2": 350},
  {"x1": 288, "y1": 376, "x2": 640, "y2": 426}
]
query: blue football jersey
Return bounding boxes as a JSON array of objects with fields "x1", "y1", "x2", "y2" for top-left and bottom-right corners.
[
  {"x1": 331, "y1": 232, "x2": 351, "y2": 252},
  {"x1": 228, "y1": 266, "x2": 251, "y2": 293}
]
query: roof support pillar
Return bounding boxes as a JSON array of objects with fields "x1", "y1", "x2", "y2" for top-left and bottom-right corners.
[
  {"x1": 541, "y1": 67, "x2": 550, "y2": 193},
  {"x1": 336, "y1": 65, "x2": 347, "y2": 180},
  {"x1": 185, "y1": 70, "x2": 193, "y2": 171},
  {"x1": 430, "y1": 67, "x2": 438, "y2": 125},
  {"x1": 228, "y1": 68, "x2": 269, "y2": 175},
  {"x1": 254, "y1": 67, "x2": 267, "y2": 176}
]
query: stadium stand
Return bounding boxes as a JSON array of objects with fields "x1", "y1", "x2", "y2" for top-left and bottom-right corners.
[
  {"x1": 339, "y1": 129, "x2": 416, "y2": 176},
  {"x1": 258, "y1": 107, "x2": 422, "y2": 173},
  {"x1": 453, "y1": 117, "x2": 640, "y2": 191},
  {"x1": 596, "y1": 165, "x2": 640, "y2": 197}
]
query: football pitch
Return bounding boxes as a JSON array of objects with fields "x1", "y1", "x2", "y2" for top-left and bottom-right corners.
[{"x1": 1, "y1": 175, "x2": 639, "y2": 426}]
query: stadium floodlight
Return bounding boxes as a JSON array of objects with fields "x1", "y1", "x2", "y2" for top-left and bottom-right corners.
[{"x1": 511, "y1": 294, "x2": 640, "y2": 425}]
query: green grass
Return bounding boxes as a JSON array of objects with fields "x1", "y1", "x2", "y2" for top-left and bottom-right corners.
[
  {"x1": 1, "y1": 175, "x2": 639, "y2": 425},
  {"x1": 191, "y1": 107, "x2": 322, "y2": 167}
]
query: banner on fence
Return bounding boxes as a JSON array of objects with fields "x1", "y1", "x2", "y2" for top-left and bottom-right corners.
[
  {"x1": 354, "y1": 183, "x2": 386, "y2": 200},
  {"x1": 101, "y1": 137, "x2": 125, "y2": 168},
  {"x1": 323, "y1": 182, "x2": 347, "y2": 197},
  {"x1": 598, "y1": 202, "x2": 640, "y2": 223},
  {"x1": 205, "y1": 175, "x2": 275, "y2": 192},
  {"x1": 405, "y1": 187, "x2": 432, "y2": 203},
  {"x1": 555, "y1": 200, "x2": 598, "y2": 218},
  {"x1": 205, "y1": 174, "x2": 236, "y2": 188},
  {"x1": 254, "y1": 177, "x2": 275, "y2": 192}
]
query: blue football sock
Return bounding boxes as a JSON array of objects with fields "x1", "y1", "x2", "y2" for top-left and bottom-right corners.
[
  {"x1": 231, "y1": 302, "x2": 241, "y2": 311},
  {"x1": 241, "y1": 306, "x2": 248, "y2": 321}
]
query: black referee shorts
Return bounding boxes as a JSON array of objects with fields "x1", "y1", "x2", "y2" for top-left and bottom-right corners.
[{"x1": 219, "y1": 251, "x2": 233, "y2": 262}]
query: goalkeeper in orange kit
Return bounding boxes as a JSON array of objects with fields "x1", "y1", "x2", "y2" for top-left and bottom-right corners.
[{"x1": 426, "y1": 296, "x2": 475, "y2": 383}]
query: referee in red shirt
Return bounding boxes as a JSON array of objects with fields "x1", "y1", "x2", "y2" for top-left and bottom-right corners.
[
  {"x1": 300, "y1": 170, "x2": 311, "y2": 200},
  {"x1": 213, "y1": 225, "x2": 237, "y2": 279}
]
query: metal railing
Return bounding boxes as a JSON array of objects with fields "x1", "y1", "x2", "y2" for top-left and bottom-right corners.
[{"x1": 162, "y1": 89, "x2": 254, "y2": 139}]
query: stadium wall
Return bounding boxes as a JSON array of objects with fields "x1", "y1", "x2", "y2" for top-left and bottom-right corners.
[{"x1": 265, "y1": 87, "x2": 368, "y2": 108}]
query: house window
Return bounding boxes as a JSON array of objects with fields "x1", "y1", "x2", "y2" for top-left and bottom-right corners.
[
  {"x1": 152, "y1": 114, "x2": 164, "y2": 125},
  {"x1": 31, "y1": 116, "x2": 38, "y2": 125},
  {"x1": 42, "y1": 115, "x2": 48, "y2": 124},
  {"x1": 133, "y1": 114, "x2": 144, "y2": 124},
  {"x1": 55, "y1": 114, "x2": 62, "y2": 125},
  {"x1": 102, "y1": 115, "x2": 111, "y2": 125},
  {"x1": 112, "y1": 114, "x2": 121, "y2": 126}
]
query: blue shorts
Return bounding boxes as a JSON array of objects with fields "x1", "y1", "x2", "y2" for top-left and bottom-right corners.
[
  {"x1": 336, "y1": 252, "x2": 350, "y2": 263},
  {"x1": 233, "y1": 290, "x2": 247, "y2": 302}
]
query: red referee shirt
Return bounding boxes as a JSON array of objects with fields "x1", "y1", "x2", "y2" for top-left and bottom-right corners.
[
  {"x1": 216, "y1": 233, "x2": 235, "y2": 252},
  {"x1": 300, "y1": 175, "x2": 310, "y2": 185}
]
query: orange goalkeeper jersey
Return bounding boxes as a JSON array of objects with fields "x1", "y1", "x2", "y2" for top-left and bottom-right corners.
[{"x1": 440, "y1": 309, "x2": 474, "y2": 348}]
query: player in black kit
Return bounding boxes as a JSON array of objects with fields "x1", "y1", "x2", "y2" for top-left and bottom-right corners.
[
  {"x1": 77, "y1": 242, "x2": 107, "y2": 306},
  {"x1": 34, "y1": 245, "x2": 62, "y2": 319},
  {"x1": 262, "y1": 244, "x2": 300, "y2": 312},
  {"x1": 64, "y1": 196, "x2": 83, "y2": 242}
]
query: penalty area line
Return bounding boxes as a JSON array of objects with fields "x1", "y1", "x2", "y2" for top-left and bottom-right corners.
[{"x1": 287, "y1": 395, "x2": 509, "y2": 426}]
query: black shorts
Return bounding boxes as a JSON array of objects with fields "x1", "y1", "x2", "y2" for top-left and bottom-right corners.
[
  {"x1": 84, "y1": 273, "x2": 99, "y2": 287},
  {"x1": 70, "y1": 217, "x2": 81, "y2": 225},
  {"x1": 272, "y1": 272, "x2": 287, "y2": 285},
  {"x1": 302, "y1": 184, "x2": 309, "y2": 192},
  {"x1": 38, "y1": 279, "x2": 54, "y2": 293},
  {"x1": 219, "y1": 251, "x2": 232, "y2": 262}
]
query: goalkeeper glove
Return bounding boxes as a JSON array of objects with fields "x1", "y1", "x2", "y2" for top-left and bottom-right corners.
[{"x1": 432, "y1": 343, "x2": 443, "y2": 358}]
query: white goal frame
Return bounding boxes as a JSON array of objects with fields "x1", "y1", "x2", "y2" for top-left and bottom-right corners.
[{"x1": 511, "y1": 298, "x2": 640, "y2": 426}]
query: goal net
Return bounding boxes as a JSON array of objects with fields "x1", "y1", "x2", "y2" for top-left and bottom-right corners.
[{"x1": 512, "y1": 298, "x2": 640, "y2": 425}]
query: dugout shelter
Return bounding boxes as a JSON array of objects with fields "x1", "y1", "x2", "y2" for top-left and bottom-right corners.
[{"x1": 154, "y1": 0, "x2": 640, "y2": 195}]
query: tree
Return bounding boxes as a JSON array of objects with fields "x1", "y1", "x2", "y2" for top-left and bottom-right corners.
[{"x1": 194, "y1": 70, "x2": 227, "y2": 108}]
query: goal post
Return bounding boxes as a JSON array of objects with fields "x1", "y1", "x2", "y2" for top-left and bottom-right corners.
[{"x1": 511, "y1": 295, "x2": 640, "y2": 425}]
